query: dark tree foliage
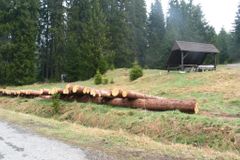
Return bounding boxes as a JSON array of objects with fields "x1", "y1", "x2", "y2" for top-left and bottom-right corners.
[
  {"x1": 166, "y1": 0, "x2": 216, "y2": 43},
  {"x1": 216, "y1": 28, "x2": 231, "y2": 64},
  {"x1": 38, "y1": 0, "x2": 66, "y2": 81},
  {"x1": 146, "y1": 0, "x2": 166, "y2": 68},
  {"x1": 126, "y1": 0, "x2": 148, "y2": 66},
  {"x1": 101, "y1": 0, "x2": 134, "y2": 68},
  {"x1": 65, "y1": 0, "x2": 110, "y2": 81},
  {"x1": 1, "y1": 0, "x2": 238, "y2": 85},
  {"x1": 157, "y1": 0, "x2": 217, "y2": 68},
  {"x1": 232, "y1": 3, "x2": 240, "y2": 61},
  {"x1": 0, "y1": 0, "x2": 38, "y2": 85}
]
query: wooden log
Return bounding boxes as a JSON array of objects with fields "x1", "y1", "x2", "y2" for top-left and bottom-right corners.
[
  {"x1": 100, "y1": 90, "x2": 112, "y2": 98},
  {"x1": 30, "y1": 90, "x2": 43, "y2": 96},
  {"x1": 41, "y1": 89, "x2": 50, "y2": 95},
  {"x1": 39, "y1": 95, "x2": 52, "y2": 99},
  {"x1": 72, "y1": 85, "x2": 84, "y2": 94},
  {"x1": 83, "y1": 87, "x2": 91, "y2": 94},
  {"x1": 63, "y1": 84, "x2": 74, "y2": 94},
  {"x1": 122, "y1": 91, "x2": 163, "y2": 99},
  {"x1": 111, "y1": 88, "x2": 123, "y2": 97},
  {"x1": 50, "y1": 88, "x2": 63, "y2": 95},
  {"x1": 105, "y1": 98, "x2": 198, "y2": 114},
  {"x1": 55, "y1": 88, "x2": 64, "y2": 95},
  {"x1": 20, "y1": 90, "x2": 27, "y2": 96},
  {"x1": 90, "y1": 88, "x2": 102, "y2": 97}
]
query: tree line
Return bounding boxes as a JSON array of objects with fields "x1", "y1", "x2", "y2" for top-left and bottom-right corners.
[{"x1": 0, "y1": 0, "x2": 240, "y2": 85}]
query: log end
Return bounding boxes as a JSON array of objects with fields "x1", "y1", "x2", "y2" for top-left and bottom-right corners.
[
  {"x1": 63, "y1": 88, "x2": 69, "y2": 95},
  {"x1": 194, "y1": 102, "x2": 199, "y2": 114},
  {"x1": 111, "y1": 88, "x2": 120, "y2": 97},
  {"x1": 72, "y1": 85, "x2": 80, "y2": 93},
  {"x1": 122, "y1": 90, "x2": 128, "y2": 98}
]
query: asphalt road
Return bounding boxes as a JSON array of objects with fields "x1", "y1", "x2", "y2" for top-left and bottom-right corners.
[{"x1": 0, "y1": 121, "x2": 87, "y2": 160}]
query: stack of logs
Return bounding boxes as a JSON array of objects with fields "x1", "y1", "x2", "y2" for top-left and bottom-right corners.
[{"x1": 0, "y1": 84, "x2": 199, "y2": 114}]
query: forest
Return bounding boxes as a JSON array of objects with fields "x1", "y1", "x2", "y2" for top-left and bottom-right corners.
[{"x1": 0, "y1": 0, "x2": 240, "y2": 85}]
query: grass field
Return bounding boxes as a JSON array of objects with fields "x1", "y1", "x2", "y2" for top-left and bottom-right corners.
[{"x1": 1, "y1": 65, "x2": 240, "y2": 159}]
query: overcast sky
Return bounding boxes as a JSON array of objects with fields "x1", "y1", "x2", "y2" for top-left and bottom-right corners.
[{"x1": 146, "y1": 0, "x2": 239, "y2": 33}]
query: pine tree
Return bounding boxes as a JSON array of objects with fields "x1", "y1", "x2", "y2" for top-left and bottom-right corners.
[
  {"x1": 0, "y1": 0, "x2": 38, "y2": 85},
  {"x1": 146, "y1": 0, "x2": 165, "y2": 68},
  {"x1": 126, "y1": 0, "x2": 148, "y2": 66}
]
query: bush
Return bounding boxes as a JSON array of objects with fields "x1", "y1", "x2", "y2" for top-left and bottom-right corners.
[
  {"x1": 94, "y1": 70, "x2": 102, "y2": 85},
  {"x1": 129, "y1": 62, "x2": 143, "y2": 81},
  {"x1": 51, "y1": 94, "x2": 61, "y2": 114},
  {"x1": 110, "y1": 78, "x2": 114, "y2": 84},
  {"x1": 102, "y1": 76, "x2": 109, "y2": 85}
]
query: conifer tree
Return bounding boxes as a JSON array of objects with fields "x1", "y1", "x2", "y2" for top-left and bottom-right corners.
[
  {"x1": 66, "y1": 0, "x2": 110, "y2": 81},
  {"x1": 233, "y1": 3, "x2": 240, "y2": 61},
  {"x1": 126, "y1": 0, "x2": 148, "y2": 66},
  {"x1": 216, "y1": 28, "x2": 230, "y2": 64},
  {"x1": 101, "y1": 0, "x2": 133, "y2": 68},
  {"x1": 38, "y1": 0, "x2": 66, "y2": 81},
  {"x1": 146, "y1": 0, "x2": 166, "y2": 68},
  {"x1": 0, "y1": 0, "x2": 38, "y2": 85}
]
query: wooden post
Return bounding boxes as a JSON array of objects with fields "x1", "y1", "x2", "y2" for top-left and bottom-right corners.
[
  {"x1": 181, "y1": 51, "x2": 184, "y2": 71},
  {"x1": 214, "y1": 53, "x2": 217, "y2": 70}
]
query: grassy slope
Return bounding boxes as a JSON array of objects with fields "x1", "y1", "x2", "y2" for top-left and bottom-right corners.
[
  {"x1": 1, "y1": 65, "x2": 240, "y2": 157},
  {"x1": 0, "y1": 108, "x2": 239, "y2": 160}
]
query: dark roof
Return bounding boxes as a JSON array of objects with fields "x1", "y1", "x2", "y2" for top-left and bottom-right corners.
[
  {"x1": 167, "y1": 41, "x2": 219, "y2": 68},
  {"x1": 172, "y1": 41, "x2": 220, "y2": 53}
]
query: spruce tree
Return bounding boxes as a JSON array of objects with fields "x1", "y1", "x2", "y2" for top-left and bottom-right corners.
[
  {"x1": 146, "y1": 0, "x2": 166, "y2": 68},
  {"x1": 101, "y1": 0, "x2": 133, "y2": 68},
  {"x1": 216, "y1": 28, "x2": 230, "y2": 64},
  {"x1": 66, "y1": 0, "x2": 110, "y2": 81},
  {"x1": 0, "y1": 0, "x2": 11, "y2": 84},
  {"x1": 126, "y1": 0, "x2": 148, "y2": 66},
  {"x1": 163, "y1": 0, "x2": 217, "y2": 67},
  {"x1": 0, "y1": 0, "x2": 38, "y2": 85},
  {"x1": 38, "y1": 0, "x2": 66, "y2": 81},
  {"x1": 233, "y1": 3, "x2": 240, "y2": 61}
]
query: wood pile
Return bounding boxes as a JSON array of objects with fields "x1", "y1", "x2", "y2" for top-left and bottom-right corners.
[{"x1": 0, "y1": 84, "x2": 199, "y2": 114}]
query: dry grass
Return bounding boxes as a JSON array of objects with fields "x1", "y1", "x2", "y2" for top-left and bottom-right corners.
[
  {"x1": 1, "y1": 65, "x2": 240, "y2": 158},
  {"x1": 0, "y1": 108, "x2": 239, "y2": 160}
]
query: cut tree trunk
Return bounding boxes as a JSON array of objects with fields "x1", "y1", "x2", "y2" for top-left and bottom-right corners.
[
  {"x1": 104, "y1": 98, "x2": 198, "y2": 114},
  {"x1": 72, "y1": 85, "x2": 84, "y2": 94},
  {"x1": 122, "y1": 91, "x2": 163, "y2": 99}
]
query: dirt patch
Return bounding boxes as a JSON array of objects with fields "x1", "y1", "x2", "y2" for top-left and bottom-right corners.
[{"x1": 201, "y1": 111, "x2": 240, "y2": 120}]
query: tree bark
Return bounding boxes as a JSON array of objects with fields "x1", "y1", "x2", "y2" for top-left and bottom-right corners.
[{"x1": 104, "y1": 98, "x2": 198, "y2": 114}]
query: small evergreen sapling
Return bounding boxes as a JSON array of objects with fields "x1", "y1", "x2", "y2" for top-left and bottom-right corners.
[{"x1": 94, "y1": 70, "x2": 102, "y2": 85}]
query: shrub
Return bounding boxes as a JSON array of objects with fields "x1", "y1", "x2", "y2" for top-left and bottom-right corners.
[
  {"x1": 129, "y1": 62, "x2": 143, "y2": 81},
  {"x1": 110, "y1": 78, "x2": 114, "y2": 84},
  {"x1": 51, "y1": 94, "x2": 61, "y2": 114},
  {"x1": 102, "y1": 76, "x2": 109, "y2": 85},
  {"x1": 94, "y1": 70, "x2": 102, "y2": 85},
  {"x1": 110, "y1": 64, "x2": 115, "y2": 70}
]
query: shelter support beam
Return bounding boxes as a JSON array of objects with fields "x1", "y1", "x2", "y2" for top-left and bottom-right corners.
[
  {"x1": 181, "y1": 51, "x2": 184, "y2": 71},
  {"x1": 214, "y1": 53, "x2": 217, "y2": 70}
]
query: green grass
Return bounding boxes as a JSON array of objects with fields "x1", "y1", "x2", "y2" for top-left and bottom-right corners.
[
  {"x1": 0, "y1": 108, "x2": 239, "y2": 160},
  {"x1": 1, "y1": 65, "x2": 240, "y2": 155},
  {"x1": 0, "y1": 96, "x2": 239, "y2": 153}
]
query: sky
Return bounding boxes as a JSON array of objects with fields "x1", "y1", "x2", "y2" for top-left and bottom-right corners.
[{"x1": 146, "y1": 0, "x2": 239, "y2": 33}]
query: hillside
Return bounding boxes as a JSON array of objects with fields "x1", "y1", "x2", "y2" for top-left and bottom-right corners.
[{"x1": 1, "y1": 65, "x2": 240, "y2": 159}]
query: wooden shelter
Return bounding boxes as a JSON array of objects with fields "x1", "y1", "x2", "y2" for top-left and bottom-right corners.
[{"x1": 167, "y1": 41, "x2": 220, "y2": 72}]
